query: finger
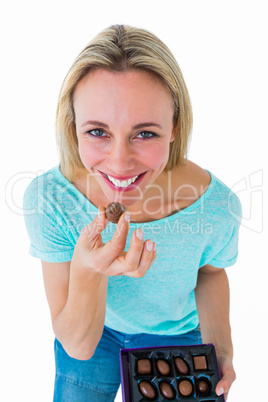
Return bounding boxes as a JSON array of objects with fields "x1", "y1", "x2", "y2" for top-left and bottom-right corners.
[
  {"x1": 104, "y1": 227, "x2": 145, "y2": 276},
  {"x1": 98, "y1": 205, "x2": 109, "y2": 225},
  {"x1": 112, "y1": 211, "x2": 130, "y2": 247},
  {"x1": 99, "y1": 211, "x2": 130, "y2": 267},
  {"x1": 126, "y1": 239, "x2": 157, "y2": 278},
  {"x1": 123, "y1": 228, "x2": 145, "y2": 269},
  {"x1": 151, "y1": 242, "x2": 157, "y2": 264},
  {"x1": 216, "y1": 369, "x2": 236, "y2": 398},
  {"x1": 79, "y1": 206, "x2": 109, "y2": 248},
  {"x1": 137, "y1": 240, "x2": 157, "y2": 276}
]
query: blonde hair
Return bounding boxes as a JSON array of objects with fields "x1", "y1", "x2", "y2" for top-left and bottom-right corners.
[{"x1": 56, "y1": 24, "x2": 193, "y2": 181}]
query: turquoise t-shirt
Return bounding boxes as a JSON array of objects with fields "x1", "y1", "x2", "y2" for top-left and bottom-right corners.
[{"x1": 23, "y1": 165, "x2": 242, "y2": 336}]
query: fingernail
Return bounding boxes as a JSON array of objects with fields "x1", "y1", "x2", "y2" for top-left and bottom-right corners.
[
  {"x1": 146, "y1": 241, "x2": 153, "y2": 251},
  {"x1": 217, "y1": 387, "x2": 224, "y2": 396},
  {"x1": 136, "y1": 228, "x2": 143, "y2": 240},
  {"x1": 125, "y1": 212, "x2": 130, "y2": 222},
  {"x1": 153, "y1": 243, "x2": 156, "y2": 251}
]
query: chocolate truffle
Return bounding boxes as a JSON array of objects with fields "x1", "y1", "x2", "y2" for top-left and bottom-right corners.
[
  {"x1": 159, "y1": 382, "x2": 175, "y2": 399},
  {"x1": 137, "y1": 359, "x2": 152, "y2": 375},
  {"x1": 193, "y1": 355, "x2": 207, "y2": 370},
  {"x1": 174, "y1": 357, "x2": 189, "y2": 375},
  {"x1": 178, "y1": 380, "x2": 193, "y2": 397},
  {"x1": 139, "y1": 381, "x2": 156, "y2": 399},
  {"x1": 156, "y1": 359, "x2": 170, "y2": 376},
  {"x1": 105, "y1": 202, "x2": 126, "y2": 223},
  {"x1": 196, "y1": 379, "x2": 210, "y2": 395}
]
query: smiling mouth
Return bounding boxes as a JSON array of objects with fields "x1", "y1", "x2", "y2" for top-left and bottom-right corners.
[
  {"x1": 106, "y1": 173, "x2": 141, "y2": 187},
  {"x1": 99, "y1": 171, "x2": 145, "y2": 189}
]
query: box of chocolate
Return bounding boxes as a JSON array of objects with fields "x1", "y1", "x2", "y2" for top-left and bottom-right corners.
[{"x1": 120, "y1": 344, "x2": 225, "y2": 401}]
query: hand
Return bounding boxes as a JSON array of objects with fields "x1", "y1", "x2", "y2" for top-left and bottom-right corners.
[
  {"x1": 73, "y1": 205, "x2": 156, "y2": 278},
  {"x1": 216, "y1": 355, "x2": 236, "y2": 400}
]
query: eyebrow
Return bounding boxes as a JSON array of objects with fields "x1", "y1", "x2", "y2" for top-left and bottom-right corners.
[{"x1": 81, "y1": 120, "x2": 163, "y2": 130}]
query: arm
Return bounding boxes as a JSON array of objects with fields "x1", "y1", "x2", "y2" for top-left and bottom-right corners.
[
  {"x1": 195, "y1": 264, "x2": 236, "y2": 400},
  {"x1": 42, "y1": 260, "x2": 108, "y2": 361},
  {"x1": 42, "y1": 206, "x2": 156, "y2": 361}
]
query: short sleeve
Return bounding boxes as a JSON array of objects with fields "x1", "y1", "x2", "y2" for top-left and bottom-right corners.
[
  {"x1": 207, "y1": 225, "x2": 239, "y2": 267},
  {"x1": 23, "y1": 179, "x2": 74, "y2": 263},
  {"x1": 206, "y1": 193, "x2": 242, "y2": 268}
]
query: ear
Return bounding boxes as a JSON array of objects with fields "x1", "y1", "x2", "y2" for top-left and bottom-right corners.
[{"x1": 170, "y1": 124, "x2": 177, "y2": 143}]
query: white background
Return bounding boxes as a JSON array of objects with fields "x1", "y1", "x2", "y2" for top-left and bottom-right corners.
[{"x1": 1, "y1": 1, "x2": 267, "y2": 400}]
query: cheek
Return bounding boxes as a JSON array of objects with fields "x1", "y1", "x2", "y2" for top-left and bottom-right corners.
[
  {"x1": 78, "y1": 141, "x2": 101, "y2": 168},
  {"x1": 139, "y1": 143, "x2": 170, "y2": 169}
]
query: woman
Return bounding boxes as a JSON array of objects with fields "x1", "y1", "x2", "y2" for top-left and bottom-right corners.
[{"x1": 24, "y1": 24, "x2": 241, "y2": 401}]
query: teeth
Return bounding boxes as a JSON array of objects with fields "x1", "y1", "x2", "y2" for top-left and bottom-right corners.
[{"x1": 107, "y1": 174, "x2": 139, "y2": 187}]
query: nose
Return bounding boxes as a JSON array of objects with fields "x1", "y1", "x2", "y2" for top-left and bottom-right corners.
[{"x1": 108, "y1": 139, "x2": 135, "y2": 174}]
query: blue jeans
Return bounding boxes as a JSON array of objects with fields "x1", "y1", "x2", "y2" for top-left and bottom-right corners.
[{"x1": 53, "y1": 325, "x2": 202, "y2": 402}]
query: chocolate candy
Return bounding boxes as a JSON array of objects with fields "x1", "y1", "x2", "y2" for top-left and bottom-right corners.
[
  {"x1": 196, "y1": 379, "x2": 210, "y2": 395},
  {"x1": 159, "y1": 382, "x2": 175, "y2": 399},
  {"x1": 137, "y1": 359, "x2": 151, "y2": 375},
  {"x1": 139, "y1": 381, "x2": 156, "y2": 399},
  {"x1": 156, "y1": 359, "x2": 170, "y2": 376},
  {"x1": 178, "y1": 379, "x2": 193, "y2": 397},
  {"x1": 174, "y1": 356, "x2": 189, "y2": 374},
  {"x1": 105, "y1": 202, "x2": 126, "y2": 223},
  {"x1": 120, "y1": 344, "x2": 225, "y2": 402},
  {"x1": 193, "y1": 355, "x2": 207, "y2": 370}
]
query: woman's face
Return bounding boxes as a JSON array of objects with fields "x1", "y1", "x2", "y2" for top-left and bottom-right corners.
[{"x1": 73, "y1": 69, "x2": 176, "y2": 207}]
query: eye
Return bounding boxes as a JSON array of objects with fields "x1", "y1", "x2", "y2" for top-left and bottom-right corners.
[
  {"x1": 136, "y1": 131, "x2": 157, "y2": 139},
  {"x1": 86, "y1": 129, "x2": 107, "y2": 137}
]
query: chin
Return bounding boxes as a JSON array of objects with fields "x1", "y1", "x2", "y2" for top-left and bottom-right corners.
[{"x1": 107, "y1": 192, "x2": 144, "y2": 207}]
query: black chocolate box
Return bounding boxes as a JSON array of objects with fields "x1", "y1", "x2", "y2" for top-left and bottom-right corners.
[{"x1": 120, "y1": 344, "x2": 225, "y2": 401}]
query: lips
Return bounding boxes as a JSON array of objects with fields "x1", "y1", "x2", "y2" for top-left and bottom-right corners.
[{"x1": 103, "y1": 173, "x2": 140, "y2": 181}]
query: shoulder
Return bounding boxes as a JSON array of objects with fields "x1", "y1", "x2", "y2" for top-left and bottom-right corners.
[
  {"x1": 23, "y1": 165, "x2": 65, "y2": 213},
  {"x1": 212, "y1": 173, "x2": 242, "y2": 225},
  {"x1": 23, "y1": 167, "x2": 54, "y2": 205},
  {"x1": 204, "y1": 169, "x2": 242, "y2": 227},
  {"x1": 176, "y1": 160, "x2": 242, "y2": 222},
  {"x1": 209, "y1": 171, "x2": 241, "y2": 209},
  {"x1": 183, "y1": 160, "x2": 211, "y2": 190},
  {"x1": 170, "y1": 160, "x2": 211, "y2": 208}
]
